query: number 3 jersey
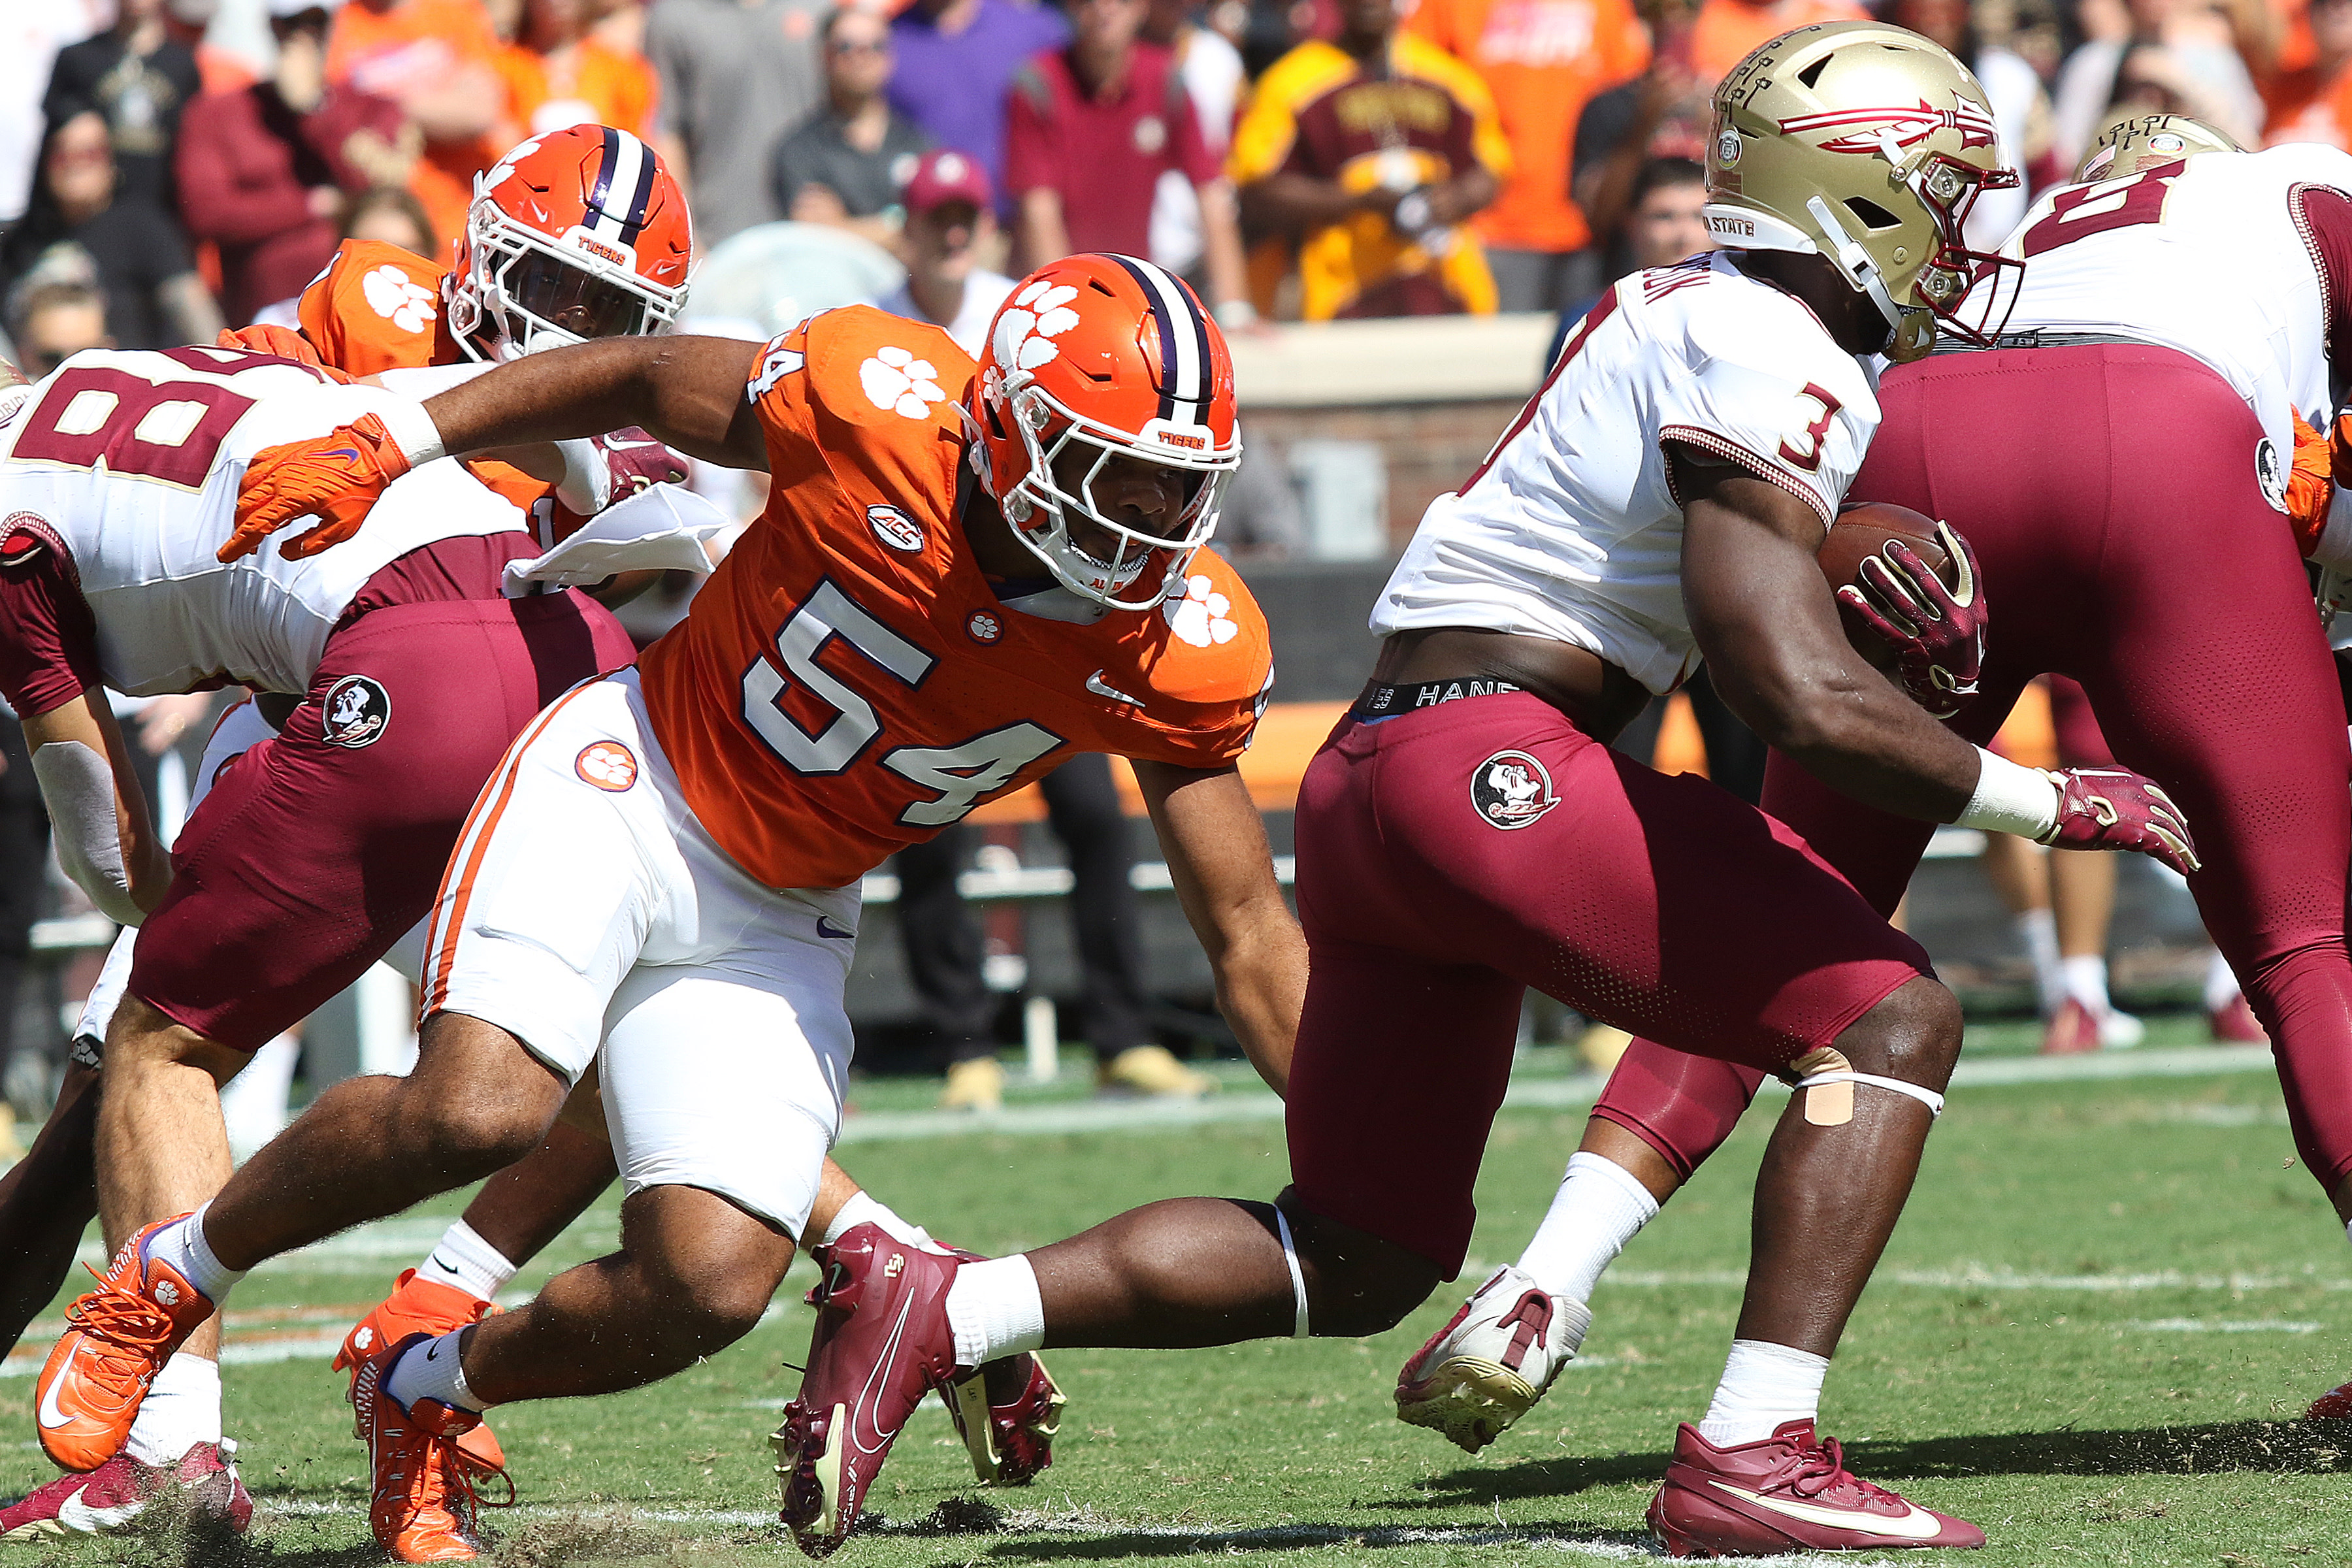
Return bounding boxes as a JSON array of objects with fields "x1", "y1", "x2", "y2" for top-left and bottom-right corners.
[
  {"x1": 1373, "y1": 253, "x2": 1878, "y2": 695},
  {"x1": 1993, "y1": 144, "x2": 2352, "y2": 453},
  {"x1": 0, "y1": 346, "x2": 534, "y2": 711},
  {"x1": 635, "y1": 305, "x2": 1274, "y2": 892}
]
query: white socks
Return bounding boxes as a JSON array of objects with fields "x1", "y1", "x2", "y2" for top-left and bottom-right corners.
[
  {"x1": 819, "y1": 1190, "x2": 935, "y2": 1251},
  {"x1": 385, "y1": 1329, "x2": 485, "y2": 1414},
  {"x1": 125, "y1": 1353, "x2": 221, "y2": 1466},
  {"x1": 2060, "y1": 953, "x2": 2113, "y2": 1017},
  {"x1": 944, "y1": 1255, "x2": 1045, "y2": 1369},
  {"x1": 150, "y1": 1205, "x2": 247, "y2": 1305},
  {"x1": 2016, "y1": 907, "x2": 2061, "y2": 1016},
  {"x1": 2205, "y1": 949, "x2": 2243, "y2": 1014},
  {"x1": 1516, "y1": 1151, "x2": 1661, "y2": 1305},
  {"x1": 423, "y1": 1220, "x2": 518, "y2": 1302},
  {"x1": 1698, "y1": 1339, "x2": 1830, "y2": 1448}
]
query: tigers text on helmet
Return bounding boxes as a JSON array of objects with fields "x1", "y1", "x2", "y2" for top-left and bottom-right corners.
[
  {"x1": 1702, "y1": 22, "x2": 2018, "y2": 362},
  {"x1": 2076, "y1": 113, "x2": 2243, "y2": 182},
  {"x1": 966, "y1": 253, "x2": 1241, "y2": 612},
  {"x1": 446, "y1": 125, "x2": 693, "y2": 363}
]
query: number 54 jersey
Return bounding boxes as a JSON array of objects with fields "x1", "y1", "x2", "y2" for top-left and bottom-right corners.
[
  {"x1": 636, "y1": 306, "x2": 1273, "y2": 892},
  {"x1": 1373, "y1": 252, "x2": 1878, "y2": 697}
]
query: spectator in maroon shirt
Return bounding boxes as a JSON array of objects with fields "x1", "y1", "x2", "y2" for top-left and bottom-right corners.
[
  {"x1": 1002, "y1": 0, "x2": 1253, "y2": 327},
  {"x1": 174, "y1": 0, "x2": 411, "y2": 326}
]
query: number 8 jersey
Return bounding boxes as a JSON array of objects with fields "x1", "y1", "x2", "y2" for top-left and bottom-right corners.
[{"x1": 636, "y1": 306, "x2": 1273, "y2": 892}]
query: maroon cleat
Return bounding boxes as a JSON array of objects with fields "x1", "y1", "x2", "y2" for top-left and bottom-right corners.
[
  {"x1": 772, "y1": 1224, "x2": 962, "y2": 1558},
  {"x1": 2307, "y1": 1380, "x2": 2352, "y2": 1419},
  {"x1": 2210, "y1": 994, "x2": 2267, "y2": 1044},
  {"x1": 941, "y1": 1352, "x2": 1066, "y2": 1486},
  {"x1": 1648, "y1": 1420, "x2": 1983, "y2": 1556},
  {"x1": 0, "y1": 1440, "x2": 252, "y2": 1541}
]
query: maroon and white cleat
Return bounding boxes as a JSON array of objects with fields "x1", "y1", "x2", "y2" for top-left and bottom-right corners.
[
  {"x1": 1396, "y1": 1266, "x2": 1590, "y2": 1454},
  {"x1": 1648, "y1": 1420, "x2": 1983, "y2": 1556},
  {"x1": 941, "y1": 1352, "x2": 1066, "y2": 1486},
  {"x1": 772, "y1": 1224, "x2": 962, "y2": 1558},
  {"x1": 2307, "y1": 1381, "x2": 2352, "y2": 1419},
  {"x1": 0, "y1": 1440, "x2": 252, "y2": 1541}
]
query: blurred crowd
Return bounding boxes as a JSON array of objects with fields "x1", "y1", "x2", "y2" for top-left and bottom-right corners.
[{"x1": 8, "y1": 0, "x2": 2351, "y2": 368}]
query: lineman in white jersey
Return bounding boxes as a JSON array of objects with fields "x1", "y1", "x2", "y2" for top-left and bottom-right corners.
[
  {"x1": 0, "y1": 343, "x2": 663, "y2": 1524},
  {"x1": 1452, "y1": 110, "x2": 2352, "y2": 1466},
  {"x1": 713, "y1": 24, "x2": 2193, "y2": 1562}
]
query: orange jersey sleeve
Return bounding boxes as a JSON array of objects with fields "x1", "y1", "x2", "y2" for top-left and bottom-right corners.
[
  {"x1": 639, "y1": 306, "x2": 1273, "y2": 891},
  {"x1": 297, "y1": 239, "x2": 553, "y2": 519}
]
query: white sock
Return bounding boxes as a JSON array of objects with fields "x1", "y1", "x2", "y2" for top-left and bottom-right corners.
[
  {"x1": 2016, "y1": 907, "x2": 2061, "y2": 1016},
  {"x1": 2204, "y1": 950, "x2": 2243, "y2": 1014},
  {"x1": 149, "y1": 1204, "x2": 247, "y2": 1305},
  {"x1": 1516, "y1": 1151, "x2": 1660, "y2": 1305},
  {"x1": 819, "y1": 1190, "x2": 935, "y2": 1251},
  {"x1": 944, "y1": 1255, "x2": 1044, "y2": 1368},
  {"x1": 123, "y1": 1354, "x2": 221, "y2": 1466},
  {"x1": 2059, "y1": 953, "x2": 2112, "y2": 1016},
  {"x1": 422, "y1": 1220, "x2": 518, "y2": 1301},
  {"x1": 384, "y1": 1328, "x2": 485, "y2": 1414},
  {"x1": 1697, "y1": 1339, "x2": 1830, "y2": 1448}
]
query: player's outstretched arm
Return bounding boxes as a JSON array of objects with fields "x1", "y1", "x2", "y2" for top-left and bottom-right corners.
[
  {"x1": 21, "y1": 687, "x2": 173, "y2": 925},
  {"x1": 227, "y1": 336, "x2": 768, "y2": 562},
  {"x1": 1135, "y1": 759, "x2": 1305, "y2": 1095},
  {"x1": 1676, "y1": 447, "x2": 2200, "y2": 874}
]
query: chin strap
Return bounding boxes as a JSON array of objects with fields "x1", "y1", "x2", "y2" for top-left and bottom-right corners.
[{"x1": 1803, "y1": 195, "x2": 1936, "y2": 361}]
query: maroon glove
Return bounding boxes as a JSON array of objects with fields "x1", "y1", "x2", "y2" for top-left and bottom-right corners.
[
  {"x1": 1837, "y1": 523, "x2": 1985, "y2": 719},
  {"x1": 2042, "y1": 766, "x2": 2200, "y2": 876}
]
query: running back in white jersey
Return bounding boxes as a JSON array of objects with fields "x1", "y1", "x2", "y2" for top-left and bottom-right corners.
[
  {"x1": 1995, "y1": 144, "x2": 2352, "y2": 451},
  {"x1": 0, "y1": 345, "x2": 527, "y2": 697},
  {"x1": 1373, "y1": 253, "x2": 1880, "y2": 694}
]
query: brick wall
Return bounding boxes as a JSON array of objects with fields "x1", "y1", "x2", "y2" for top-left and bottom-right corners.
[{"x1": 1244, "y1": 397, "x2": 1522, "y2": 546}]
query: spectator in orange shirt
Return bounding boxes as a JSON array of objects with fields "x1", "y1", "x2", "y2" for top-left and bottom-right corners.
[
  {"x1": 327, "y1": 0, "x2": 511, "y2": 250},
  {"x1": 1686, "y1": 0, "x2": 1865, "y2": 84},
  {"x1": 1405, "y1": 0, "x2": 1649, "y2": 313},
  {"x1": 497, "y1": 0, "x2": 659, "y2": 140},
  {"x1": 2267, "y1": 0, "x2": 2352, "y2": 142}
]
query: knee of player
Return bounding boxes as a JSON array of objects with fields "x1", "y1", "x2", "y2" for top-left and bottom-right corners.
[
  {"x1": 668, "y1": 1256, "x2": 788, "y2": 1346},
  {"x1": 1284, "y1": 1216, "x2": 1440, "y2": 1338},
  {"x1": 101, "y1": 998, "x2": 243, "y2": 1082},
  {"x1": 1837, "y1": 976, "x2": 1964, "y2": 1088},
  {"x1": 403, "y1": 1091, "x2": 555, "y2": 1174}
]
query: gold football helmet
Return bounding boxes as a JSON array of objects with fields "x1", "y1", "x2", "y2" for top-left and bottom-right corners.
[
  {"x1": 1703, "y1": 21, "x2": 2019, "y2": 361},
  {"x1": 2076, "y1": 113, "x2": 2242, "y2": 182}
]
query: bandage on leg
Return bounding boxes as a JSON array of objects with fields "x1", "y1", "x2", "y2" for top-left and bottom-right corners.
[
  {"x1": 1784, "y1": 1046, "x2": 1946, "y2": 1127},
  {"x1": 1273, "y1": 1206, "x2": 1309, "y2": 1339}
]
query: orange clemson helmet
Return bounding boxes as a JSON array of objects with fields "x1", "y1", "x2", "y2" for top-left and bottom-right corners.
[
  {"x1": 446, "y1": 124, "x2": 694, "y2": 363},
  {"x1": 968, "y1": 253, "x2": 1241, "y2": 611}
]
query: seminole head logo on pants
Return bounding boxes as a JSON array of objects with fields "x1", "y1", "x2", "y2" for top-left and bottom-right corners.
[{"x1": 1471, "y1": 749, "x2": 1559, "y2": 830}]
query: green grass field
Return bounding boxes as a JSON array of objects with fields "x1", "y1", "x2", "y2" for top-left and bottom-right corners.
[{"x1": 7, "y1": 1032, "x2": 2352, "y2": 1566}]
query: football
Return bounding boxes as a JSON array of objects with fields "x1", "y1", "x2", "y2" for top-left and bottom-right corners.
[{"x1": 1817, "y1": 501, "x2": 1950, "y2": 593}]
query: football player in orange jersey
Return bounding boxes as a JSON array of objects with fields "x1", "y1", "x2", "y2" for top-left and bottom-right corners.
[
  {"x1": 41, "y1": 254, "x2": 1303, "y2": 1561},
  {"x1": 221, "y1": 119, "x2": 1062, "y2": 1517}
]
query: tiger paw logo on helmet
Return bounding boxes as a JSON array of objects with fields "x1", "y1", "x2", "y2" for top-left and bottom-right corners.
[
  {"x1": 992, "y1": 280, "x2": 1083, "y2": 376},
  {"x1": 860, "y1": 346, "x2": 947, "y2": 418},
  {"x1": 362, "y1": 265, "x2": 438, "y2": 334},
  {"x1": 1164, "y1": 574, "x2": 1237, "y2": 647}
]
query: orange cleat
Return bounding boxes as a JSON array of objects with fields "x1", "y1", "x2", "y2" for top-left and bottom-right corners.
[
  {"x1": 352, "y1": 1331, "x2": 511, "y2": 1562},
  {"x1": 35, "y1": 1218, "x2": 218, "y2": 1472},
  {"x1": 338, "y1": 1270, "x2": 506, "y2": 1471}
]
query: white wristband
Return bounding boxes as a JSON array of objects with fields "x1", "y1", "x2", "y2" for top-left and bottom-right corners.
[
  {"x1": 372, "y1": 398, "x2": 446, "y2": 468},
  {"x1": 1954, "y1": 747, "x2": 2061, "y2": 840},
  {"x1": 551, "y1": 436, "x2": 606, "y2": 514},
  {"x1": 2314, "y1": 485, "x2": 2352, "y2": 571}
]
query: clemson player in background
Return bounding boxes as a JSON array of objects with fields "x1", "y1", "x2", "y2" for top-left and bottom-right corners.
[
  {"x1": 0, "y1": 123, "x2": 694, "y2": 1543},
  {"x1": 41, "y1": 254, "x2": 1304, "y2": 1562},
  {"x1": 234, "y1": 120, "x2": 1080, "y2": 1512}
]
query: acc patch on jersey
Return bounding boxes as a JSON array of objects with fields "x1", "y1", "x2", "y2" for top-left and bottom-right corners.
[
  {"x1": 319, "y1": 675, "x2": 392, "y2": 749},
  {"x1": 868, "y1": 504, "x2": 924, "y2": 551},
  {"x1": 576, "y1": 740, "x2": 639, "y2": 792},
  {"x1": 1471, "y1": 749, "x2": 1558, "y2": 830}
]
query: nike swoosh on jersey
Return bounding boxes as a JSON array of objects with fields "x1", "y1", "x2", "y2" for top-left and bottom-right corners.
[
  {"x1": 849, "y1": 1296, "x2": 918, "y2": 1457},
  {"x1": 1086, "y1": 671, "x2": 1142, "y2": 706},
  {"x1": 37, "y1": 1359, "x2": 78, "y2": 1429},
  {"x1": 817, "y1": 916, "x2": 857, "y2": 940},
  {"x1": 1704, "y1": 1479, "x2": 1948, "y2": 1541}
]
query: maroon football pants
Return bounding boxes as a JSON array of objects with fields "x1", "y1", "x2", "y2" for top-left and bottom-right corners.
[
  {"x1": 1594, "y1": 343, "x2": 2352, "y2": 1194},
  {"x1": 129, "y1": 591, "x2": 638, "y2": 1051}
]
